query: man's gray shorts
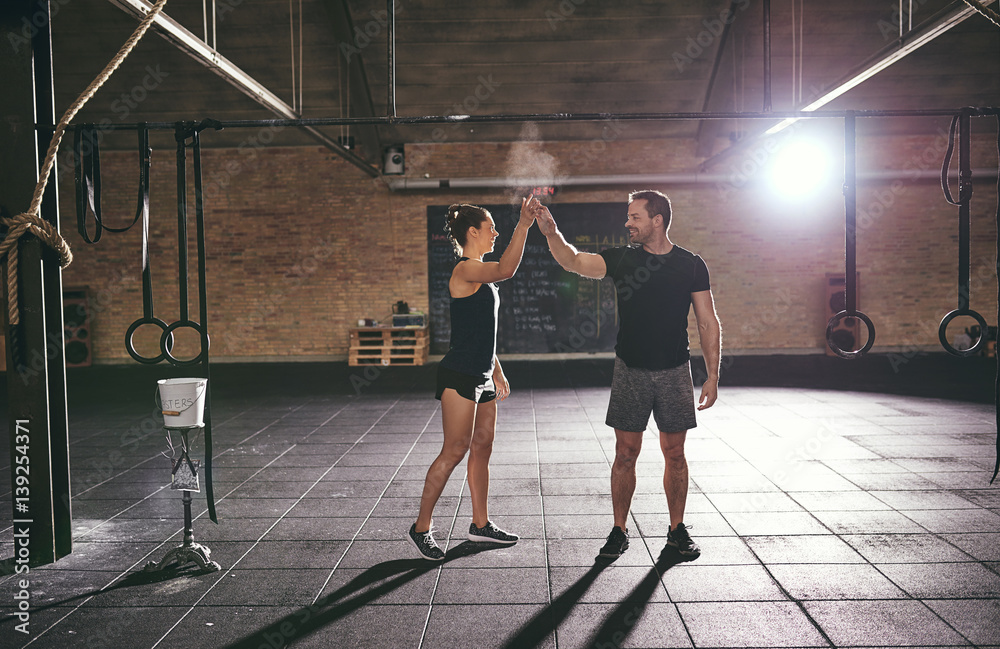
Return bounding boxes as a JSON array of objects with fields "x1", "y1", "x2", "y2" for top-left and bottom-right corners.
[{"x1": 605, "y1": 357, "x2": 698, "y2": 433}]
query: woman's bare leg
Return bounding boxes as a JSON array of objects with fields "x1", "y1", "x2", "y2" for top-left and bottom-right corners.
[
  {"x1": 467, "y1": 398, "x2": 497, "y2": 527},
  {"x1": 415, "y1": 389, "x2": 476, "y2": 532}
]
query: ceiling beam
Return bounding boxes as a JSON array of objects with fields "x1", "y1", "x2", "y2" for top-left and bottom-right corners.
[
  {"x1": 700, "y1": 0, "x2": 997, "y2": 170},
  {"x1": 316, "y1": 0, "x2": 385, "y2": 164},
  {"x1": 107, "y1": 0, "x2": 379, "y2": 176},
  {"x1": 695, "y1": 1, "x2": 744, "y2": 158}
]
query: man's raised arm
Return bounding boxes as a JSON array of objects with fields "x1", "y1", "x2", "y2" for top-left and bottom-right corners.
[{"x1": 534, "y1": 205, "x2": 607, "y2": 280}]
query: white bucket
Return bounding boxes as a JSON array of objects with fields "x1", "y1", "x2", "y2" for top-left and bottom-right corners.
[{"x1": 157, "y1": 378, "x2": 208, "y2": 428}]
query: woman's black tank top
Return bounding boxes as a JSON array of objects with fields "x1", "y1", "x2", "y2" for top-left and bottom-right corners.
[{"x1": 439, "y1": 258, "x2": 499, "y2": 379}]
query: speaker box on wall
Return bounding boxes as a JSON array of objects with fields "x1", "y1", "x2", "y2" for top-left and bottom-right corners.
[
  {"x1": 825, "y1": 273, "x2": 861, "y2": 357},
  {"x1": 63, "y1": 287, "x2": 92, "y2": 367},
  {"x1": 383, "y1": 144, "x2": 404, "y2": 175}
]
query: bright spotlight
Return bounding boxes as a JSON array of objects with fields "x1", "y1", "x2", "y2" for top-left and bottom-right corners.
[{"x1": 768, "y1": 139, "x2": 832, "y2": 199}]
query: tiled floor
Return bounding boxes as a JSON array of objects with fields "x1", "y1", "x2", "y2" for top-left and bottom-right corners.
[{"x1": 1, "y1": 358, "x2": 999, "y2": 648}]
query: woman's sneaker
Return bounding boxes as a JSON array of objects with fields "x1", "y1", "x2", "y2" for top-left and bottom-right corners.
[
  {"x1": 407, "y1": 523, "x2": 445, "y2": 561},
  {"x1": 468, "y1": 521, "x2": 519, "y2": 545},
  {"x1": 666, "y1": 522, "x2": 701, "y2": 559}
]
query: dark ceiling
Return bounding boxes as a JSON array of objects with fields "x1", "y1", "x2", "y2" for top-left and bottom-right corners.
[{"x1": 45, "y1": 0, "x2": 1000, "y2": 171}]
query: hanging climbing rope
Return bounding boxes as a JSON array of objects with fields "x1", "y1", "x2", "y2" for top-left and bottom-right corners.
[{"x1": 0, "y1": 0, "x2": 169, "y2": 326}]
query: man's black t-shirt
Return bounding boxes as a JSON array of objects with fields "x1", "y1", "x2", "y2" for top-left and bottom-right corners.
[{"x1": 598, "y1": 245, "x2": 711, "y2": 370}]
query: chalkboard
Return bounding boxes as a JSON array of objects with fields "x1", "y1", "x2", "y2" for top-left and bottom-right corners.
[{"x1": 427, "y1": 203, "x2": 629, "y2": 355}]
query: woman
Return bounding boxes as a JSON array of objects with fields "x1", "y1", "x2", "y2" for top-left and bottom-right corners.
[{"x1": 407, "y1": 195, "x2": 539, "y2": 561}]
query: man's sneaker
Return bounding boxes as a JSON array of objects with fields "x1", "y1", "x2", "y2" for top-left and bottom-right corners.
[
  {"x1": 468, "y1": 521, "x2": 519, "y2": 545},
  {"x1": 598, "y1": 526, "x2": 630, "y2": 558},
  {"x1": 407, "y1": 523, "x2": 445, "y2": 561},
  {"x1": 666, "y1": 522, "x2": 701, "y2": 559}
]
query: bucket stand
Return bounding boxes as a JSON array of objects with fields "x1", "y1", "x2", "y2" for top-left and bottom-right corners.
[{"x1": 144, "y1": 426, "x2": 220, "y2": 573}]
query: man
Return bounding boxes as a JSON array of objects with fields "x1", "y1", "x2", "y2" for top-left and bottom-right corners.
[{"x1": 534, "y1": 190, "x2": 721, "y2": 560}]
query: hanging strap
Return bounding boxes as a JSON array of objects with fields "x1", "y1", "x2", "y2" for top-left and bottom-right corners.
[
  {"x1": 941, "y1": 114, "x2": 963, "y2": 207},
  {"x1": 167, "y1": 120, "x2": 221, "y2": 522},
  {"x1": 193, "y1": 125, "x2": 218, "y2": 523},
  {"x1": 992, "y1": 111, "x2": 1000, "y2": 484},
  {"x1": 827, "y1": 111, "x2": 875, "y2": 358},
  {"x1": 938, "y1": 109, "x2": 988, "y2": 356},
  {"x1": 74, "y1": 124, "x2": 148, "y2": 244}
]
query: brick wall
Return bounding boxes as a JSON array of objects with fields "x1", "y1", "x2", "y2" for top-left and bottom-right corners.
[{"x1": 58, "y1": 131, "x2": 998, "y2": 363}]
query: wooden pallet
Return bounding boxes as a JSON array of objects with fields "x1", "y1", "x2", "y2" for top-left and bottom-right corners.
[
  {"x1": 349, "y1": 326, "x2": 428, "y2": 347},
  {"x1": 348, "y1": 326, "x2": 429, "y2": 366},
  {"x1": 348, "y1": 345, "x2": 429, "y2": 366}
]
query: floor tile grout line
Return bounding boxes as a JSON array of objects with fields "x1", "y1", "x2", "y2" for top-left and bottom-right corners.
[
  {"x1": 76, "y1": 398, "x2": 329, "y2": 539},
  {"x1": 310, "y1": 402, "x2": 440, "y2": 604},
  {"x1": 732, "y1": 526, "x2": 839, "y2": 647},
  {"x1": 150, "y1": 397, "x2": 404, "y2": 649},
  {"x1": 717, "y1": 422, "x2": 978, "y2": 648},
  {"x1": 229, "y1": 399, "x2": 314, "y2": 447},
  {"x1": 777, "y1": 441, "x2": 991, "y2": 643},
  {"x1": 5, "y1": 388, "x2": 997, "y2": 647},
  {"x1": 16, "y1": 442, "x2": 301, "y2": 649},
  {"x1": 0, "y1": 394, "x2": 273, "y2": 501},
  {"x1": 418, "y1": 443, "x2": 467, "y2": 649},
  {"x1": 15, "y1": 398, "x2": 370, "y2": 647},
  {"x1": 532, "y1": 388, "x2": 556, "y2": 648},
  {"x1": 0, "y1": 417, "x2": 300, "y2": 587},
  {"x1": 1, "y1": 401, "x2": 316, "y2": 548},
  {"x1": 295, "y1": 402, "x2": 354, "y2": 442}
]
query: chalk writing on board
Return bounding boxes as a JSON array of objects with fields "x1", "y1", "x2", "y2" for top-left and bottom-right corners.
[{"x1": 427, "y1": 203, "x2": 628, "y2": 355}]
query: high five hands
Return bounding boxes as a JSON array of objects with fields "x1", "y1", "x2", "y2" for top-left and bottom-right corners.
[
  {"x1": 523, "y1": 196, "x2": 557, "y2": 236},
  {"x1": 520, "y1": 194, "x2": 543, "y2": 227}
]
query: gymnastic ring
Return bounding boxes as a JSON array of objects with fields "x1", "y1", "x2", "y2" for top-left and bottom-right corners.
[
  {"x1": 825, "y1": 310, "x2": 876, "y2": 359},
  {"x1": 126, "y1": 317, "x2": 174, "y2": 364},
  {"x1": 161, "y1": 320, "x2": 209, "y2": 366},
  {"x1": 937, "y1": 308, "x2": 988, "y2": 357}
]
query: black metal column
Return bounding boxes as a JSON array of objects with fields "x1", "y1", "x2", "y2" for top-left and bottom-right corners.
[{"x1": 1, "y1": 0, "x2": 73, "y2": 566}]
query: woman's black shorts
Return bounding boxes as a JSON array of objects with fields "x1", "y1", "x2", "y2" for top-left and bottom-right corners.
[{"x1": 435, "y1": 365, "x2": 497, "y2": 403}]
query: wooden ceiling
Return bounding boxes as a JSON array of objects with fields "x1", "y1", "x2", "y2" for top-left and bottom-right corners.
[{"x1": 48, "y1": 0, "x2": 1000, "y2": 169}]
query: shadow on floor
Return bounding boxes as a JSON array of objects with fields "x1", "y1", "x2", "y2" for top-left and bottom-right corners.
[
  {"x1": 0, "y1": 563, "x2": 217, "y2": 620},
  {"x1": 219, "y1": 541, "x2": 497, "y2": 649},
  {"x1": 501, "y1": 547, "x2": 689, "y2": 649}
]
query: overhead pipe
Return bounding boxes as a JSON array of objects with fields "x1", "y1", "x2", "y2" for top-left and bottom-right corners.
[
  {"x1": 701, "y1": 0, "x2": 997, "y2": 171},
  {"x1": 92, "y1": 107, "x2": 989, "y2": 132},
  {"x1": 385, "y1": 168, "x2": 998, "y2": 191},
  {"x1": 107, "y1": 0, "x2": 379, "y2": 177}
]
